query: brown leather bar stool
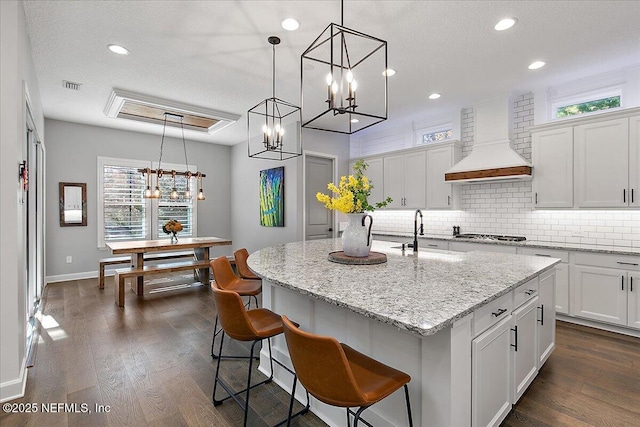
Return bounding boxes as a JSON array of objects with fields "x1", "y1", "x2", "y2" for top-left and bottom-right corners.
[
  {"x1": 210, "y1": 256, "x2": 262, "y2": 359},
  {"x1": 211, "y1": 283, "x2": 309, "y2": 427},
  {"x1": 281, "y1": 316, "x2": 413, "y2": 427},
  {"x1": 234, "y1": 248, "x2": 261, "y2": 281}
]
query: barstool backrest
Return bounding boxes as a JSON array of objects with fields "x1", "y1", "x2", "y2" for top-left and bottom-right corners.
[
  {"x1": 211, "y1": 282, "x2": 258, "y2": 341},
  {"x1": 234, "y1": 248, "x2": 260, "y2": 280},
  {"x1": 281, "y1": 316, "x2": 365, "y2": 407},
  {"x1": 211, "y1": 256, "x2": 239, "y2": 289}
]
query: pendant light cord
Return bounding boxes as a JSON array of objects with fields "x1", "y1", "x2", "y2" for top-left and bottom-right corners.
[
  {"x1": 158, "y1": 113, "x2": 167, "y2": 171},
  {"x1": 180, "y1": 117, "x2": 189, "y2": 171},
  {"x1": 341, "y1": 0, "x2": 344, "y2": 26},
  {"x1": 272, "y1": 42, "x2": 276, "y2": 99}
]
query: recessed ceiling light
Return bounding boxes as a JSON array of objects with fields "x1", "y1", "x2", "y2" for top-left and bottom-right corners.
[
  {"x1": 108, "y1": 44, "x2": 129, "y2": 55},
  {"x1": 351, "y1": 118, "x2": 359, "y2": 123},
  {"x1": 428, "y1": 93, "x2": 441, "y2": 100},
  {"x1": 528, "y1": 61, "x2": 546, "y2": 70},
  {"x1": 382, "y1": 68, "x2": 396, "y2": 77},
  {"x1": 281, "y1": 18, "x2": 300, "y2": 31},
  {"x1": 494, "y1": 18, "x2": 517, "y2": 31}
]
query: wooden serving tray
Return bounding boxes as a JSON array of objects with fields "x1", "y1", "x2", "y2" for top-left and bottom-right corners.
[{"x1": 328, "y1": 251, "x2": 387, "y2": 265}]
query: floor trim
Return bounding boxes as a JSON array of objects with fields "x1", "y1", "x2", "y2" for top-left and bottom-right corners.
[
  {"x1": 557, "y1": 314, "x2": 640, "y2": 338},
  {"x1": 0, "y1": 357, "x2": 27, "y2": 403}
]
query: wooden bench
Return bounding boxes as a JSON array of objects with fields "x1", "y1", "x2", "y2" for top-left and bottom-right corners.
[
  {"x1": 114, "y1": 259, "x2": 213, "y2": 307},
  {"x1": 99, "y1": 251, "x2": 194, "y2": 289}
]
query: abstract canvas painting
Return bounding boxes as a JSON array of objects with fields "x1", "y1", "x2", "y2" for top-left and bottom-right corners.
[{"x1": 259, "y1": 166, "x2": 284, "y2": 227}]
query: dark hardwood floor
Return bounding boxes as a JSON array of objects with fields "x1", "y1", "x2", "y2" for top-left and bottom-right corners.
[{"x1": 1, "y1": 275, "x2": 639, "y2": 427}]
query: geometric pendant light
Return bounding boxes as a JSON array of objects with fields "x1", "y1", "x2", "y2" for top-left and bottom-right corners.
[
  {"x1": 248, "y1": 36, "x2": 302, "y2": 160},
  {"x1": 301, "y1": 0, "x2": 388, "y2": 134}
]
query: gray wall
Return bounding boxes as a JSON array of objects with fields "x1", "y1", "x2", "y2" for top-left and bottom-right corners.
[
  {"x1": 1, "y1": 0, "x2": 45, "y2": 401},
  {"x1": 45, "y1": 119, "x2": 232, "y2": 279},
  {"x1": 231, "y1": 128, "x2": 350, "y2": 253}
]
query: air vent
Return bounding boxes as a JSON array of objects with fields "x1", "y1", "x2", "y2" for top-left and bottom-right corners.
[
  {"x1": 63, "y1": 80, "x2": 82, "y2": 90},
  {"x1": 104, "y1": 89, "x2": 240, "y2": 135}
]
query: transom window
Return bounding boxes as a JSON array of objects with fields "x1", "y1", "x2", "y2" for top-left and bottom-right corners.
[
  {"x1": 422, "y1": 128, "x2": 453, "y2": 144},
  {"x1": 97, "y1": 157, "x2": 197, "y2": 248},
  {"x1": 555, "y1": 95, "x2": 621, "y2": 118}
]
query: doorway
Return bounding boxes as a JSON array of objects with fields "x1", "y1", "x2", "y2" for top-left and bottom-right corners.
[{"x1": 305, "y1": 154, "x2": 335, "y2": 240}]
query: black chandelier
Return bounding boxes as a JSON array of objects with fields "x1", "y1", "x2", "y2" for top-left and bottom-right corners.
[
  {"x1": 141, "y1": 112, "x2": 205, "y2": 201},
  {"x1": 301, "y1": 0, "x2": 388, "y2": 134},
  {"x1": 247, "y1": 36, "x2": 302, "y2": 160}
]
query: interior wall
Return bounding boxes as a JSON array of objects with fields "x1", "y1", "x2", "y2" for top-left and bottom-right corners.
[
  {"x1": 44, "y1": 119, "x2": 232, "y2": 280},
  {"x1": 0, "y1": 0, "x2": 45, "y2": 402},
  {"x1": 230, "y1": 128, "x2": 350, "y2": 254}
]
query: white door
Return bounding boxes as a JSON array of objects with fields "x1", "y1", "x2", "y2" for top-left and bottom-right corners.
[
  {"x1": 531, "y1": 127, "x2": 573, "y2": 208},
  {"x1": 306, "y1": 155, "x2": 334, "y2": 240},
  {"x1": 403, "y1": 151, "x2": 426, "y2": 208},
  {"x1": 575, "y1": 118, "x2": 629, "y2": 207},
  {"x1": 628, "y1": 273, "x2": 640, "y2": 329},
  {"x1": 572, "y1": 265, "x2": 627, "y2": 326},
  {"x1": 513, "y1": 296, "x2": 539, "y2": 403},
  {"x1": 383, "y1": 154, "x2": 405, "y2": 208},
  {"x1": 472, "y1": 315, "x2": 513, "y2": 427},
  {"x1": 426, "y1": 146, "x2": 454, "y2": 209}
]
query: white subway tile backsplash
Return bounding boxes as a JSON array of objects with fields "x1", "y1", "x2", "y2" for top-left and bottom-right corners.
[{"x1": 370, "y1": 93, "x2": 640, "y2": 248}]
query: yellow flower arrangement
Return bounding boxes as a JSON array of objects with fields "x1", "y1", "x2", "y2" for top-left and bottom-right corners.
[{"x1": 316, "y1": 159, "x2": 392, "y2": 214}]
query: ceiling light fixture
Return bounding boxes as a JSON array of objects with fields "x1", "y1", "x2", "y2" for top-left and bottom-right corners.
[
  {"x1": 528, "y1": 61, "x2": 546, "y2": 70},
  {"x1": 247, "y1": 36, "x2": 302, "y2": 160},
  {"x1": 281, "y1": 18, "x2": 300, "y2": 31},
  {"x1": 301, "y1": 0, "x2": 388, "y2": 134},
  {"x1": 141, "y1": 113, "x2": 205, "y2": 200},
  {"x1": 107, "y1": 44, "x2": 129, "y2": 55},
  {"x1": 429, "y1": 93, "x2": 441, "y2": 100},
  {"x1": 383, "y1": 68, "x2": 396, "y2": 77},
  {"x1": 494, "y1": 18, "x2": 517, "y2": 31}
]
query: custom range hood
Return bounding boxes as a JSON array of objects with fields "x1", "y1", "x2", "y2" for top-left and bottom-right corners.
[{"x1": 445, "y1": 95, "x2": 532, "y2": 183}]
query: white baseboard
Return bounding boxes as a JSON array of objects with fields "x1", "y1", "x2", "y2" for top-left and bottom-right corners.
[
  {"x1": 557, "y1": 314, "x2": 640, "y2": 338},
  {"x1": 0, "y1": 357, "x2": 27, "y2": 403},
  {"x1": 46, "y1": 270, "x2": 98, "y2": 284}
]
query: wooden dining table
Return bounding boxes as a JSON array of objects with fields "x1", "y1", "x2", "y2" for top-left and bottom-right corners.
[{"x1": 106, "y1": 236, "x2": 232, "y2": 293}]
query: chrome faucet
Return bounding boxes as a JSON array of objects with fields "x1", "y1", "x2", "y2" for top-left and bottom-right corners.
[{"x1": 413, "y1": 209, "x2": 424, "y2": 252}]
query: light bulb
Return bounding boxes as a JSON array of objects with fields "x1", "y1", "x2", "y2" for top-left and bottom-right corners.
[
  {"x1": 351, "y1": 80, "x2": 357, "y2": 91},
  {"x1": 170, "y1": 188, "x2": 178, "y2": 199},
  {"x1": 262, "y1": 124, "x2": 268, "y2": 133},
  {"x1": 184, "y1": 189, "x2": 191, "y2": 199},
  {"x1": 331, "y1": 81, "x2": 338, "y2": 94},
  {"x1": 197, "y1": 189, "x2": 205, "y2": 200},
  {"x1": 144, "y1": 186, "x2": 152, "y2": 198},
  {"x1": 326, "y1": 73, "x2": 333, "y2": 85},
  {"x1": 152, "y1": 186, "x2": 161, "y2": 198},
  {"x1": 346, "y1": 70, "x2": 353, "y2": 83},
  {"x1": 279, "y1": 127, "x2": 284, "y2": 136}
]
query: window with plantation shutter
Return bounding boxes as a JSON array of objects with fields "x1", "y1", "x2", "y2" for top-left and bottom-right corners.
[{"x1": 97, "y1": 157, "x2": 197, "y2": 248}]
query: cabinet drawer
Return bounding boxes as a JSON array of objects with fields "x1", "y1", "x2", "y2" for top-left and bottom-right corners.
[
  {"x1": 514, "y1": 277, "x2": 539, "y2": 308},
  {"x1": 518, "y1": 247, "x2": 569, "y2": 263},
  {"x1": 473, "y1": 292, "x2": 513, "y2": 337},
  {"x1": 420, "y1": 239, "x2": 448, "y2": 250},
  {"x1": 573, "y1": 252, "x2": 640, "y2": 271}
]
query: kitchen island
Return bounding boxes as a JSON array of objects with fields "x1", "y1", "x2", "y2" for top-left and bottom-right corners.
[{"x1": 247, "y1": 239, "x2": 560, "y2": 427}]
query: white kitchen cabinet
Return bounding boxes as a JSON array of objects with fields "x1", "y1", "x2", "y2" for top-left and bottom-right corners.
[
  {"x1": 512, "y1": 296, "x2": 539, "y2": 403},
  {"x1": 472, "y1": 315, "x2": 513, "y2": 427},
  {"x1": 426, "y1": 143, "x2": 462, "y2": 209},
  {"x1": 628, "y1": 272, "x2": 640, "y2": 329},
  {"x1": 574, "y1": 117, "x2": 630, "y2": 207},
  {"x1": 350, "y1": 157, "x2": 384, "y2": 208},
  {"x1": 630, "y1": 115, "x2": 640, "y2": 207},
  {"x1": 531, "y1": 127, "x2": 573, "y2": 208},
  {"x1": 517, "y1": 247, "x2": 569, "y2": 315},
  {"x1": 383, "y1": 151, "x2": 426, "y2": 208},
  {"x1": 449, "y1": 241, "x2": 518, "y2": 254},
  {"x1": 537, "y1": 270, "x2": 556, "y2": 366}
]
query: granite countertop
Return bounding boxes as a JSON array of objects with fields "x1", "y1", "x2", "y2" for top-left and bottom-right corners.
[
  {"x1": 247, "y1": 239, "x2": 559, "y2": 337},
  {"x1": 373, "y1": 231, "x2": 640, "y2": 256}
]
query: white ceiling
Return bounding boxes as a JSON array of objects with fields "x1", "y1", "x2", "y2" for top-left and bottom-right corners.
[{"x1": 23, "y1": 1, "x2": 640, "y2": 146}]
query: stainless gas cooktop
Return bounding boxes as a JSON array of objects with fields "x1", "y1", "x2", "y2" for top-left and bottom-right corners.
[{"x1": 454, "y1": 233, "x2": 526, "y2": 242}]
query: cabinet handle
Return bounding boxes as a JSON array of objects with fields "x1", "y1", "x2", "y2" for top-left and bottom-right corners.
[
  {"x1": 623, "y1": 189, "x2": 626, "y2": 203},
  {"x1": 447, "y1": 195, "x2": 451, "y2": 205},
  {"x1": 427, "y1": 244, "x2": 438, "y2": 247},
  {"x1": 632, "y1": 189, "x2": 635, "y2": 203},
  {"x1": 617, "y1": 262, "x2": 639, "y2": 266},
  {"x1": 537, "y1": 304, "x2": 544, "y2": 325},
  {"x1": 492, "y1": 308, "x2": 507, "y2": 317},
  {"x1": 622, "y1": 275, "x2": 625, "y2": 291},
  {"x1": 511, "y1": 326, "x2": 518, "y2": 352},
  {"x1": 524, "y1": 289, "x2": 536, "y2": 295},
  {"x1": 631, "y1": 277, "x2": 634, "y2": 292},
  {"x1": 535, "y1": 192, "x2": 538, "y2": 204},
  {"x1": 535, "y1": 254, "x2": 551, "y2": 257}
]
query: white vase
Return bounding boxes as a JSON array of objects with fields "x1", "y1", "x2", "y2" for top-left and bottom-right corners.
[{"x1": 342, "y1": 213, "x2": 373, "y2": 257}]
